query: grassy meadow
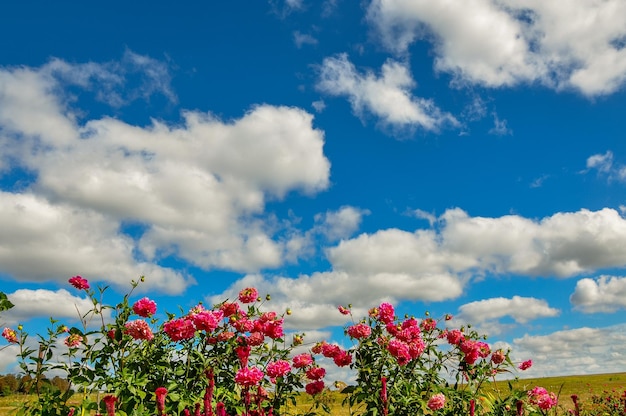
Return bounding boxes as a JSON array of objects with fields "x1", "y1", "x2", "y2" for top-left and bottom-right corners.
[{"x1": 1, "y1": 372, "x2": 624, "y2": 415}]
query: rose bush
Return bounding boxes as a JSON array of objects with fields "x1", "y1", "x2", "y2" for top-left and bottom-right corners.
[{"x1": 0, "y1": 279, "x2": 564, "y2": 415}]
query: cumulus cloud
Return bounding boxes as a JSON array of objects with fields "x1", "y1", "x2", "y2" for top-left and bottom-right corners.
[
  {"x1": 0, "y1": 192, "x2": 189, "y2": 292},
  {"x1": 316, "y1": 54, "x2": 458, "y2": 131},
  {"x1": 209, "y1": 207, "x2": 626, "y2": 330},
  {"x1": 570, "y1": 275, "x2": 626, "y2": 313},
  {"x1": 512, "y1": 324, "x2": 626, "y2": 377},
  {"x1": 1, "y1": 289, "x2": 111, "y2": 326},
  {"x1": 439, "y1": 207, "x2": 626, "y2": 277},
  {"x1": 452, "y1": 296, "x2": 560, "y2": 335},
  {"x1": 0, "y1": 56, "x2": 331, "y2": 291},
  {"x1": 314, "y1": 206, "x2": 369, "y2": 241},
  {"x1": 366, "y1": 0, "x2": 626, "y2": 96}
]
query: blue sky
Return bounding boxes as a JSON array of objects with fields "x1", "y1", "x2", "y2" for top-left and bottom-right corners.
[{"x1": 2, "y1": 0, "x2": 626, "y2": 379}]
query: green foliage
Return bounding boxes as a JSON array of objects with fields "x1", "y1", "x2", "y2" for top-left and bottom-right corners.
[{"x1": 0, "y1": 292, "x2": 14, "y2": 314}]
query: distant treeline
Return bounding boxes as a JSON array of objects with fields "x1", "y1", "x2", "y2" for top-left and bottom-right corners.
[{"x1": 0, "y1": 374, "x2": 70, "y2": 396}]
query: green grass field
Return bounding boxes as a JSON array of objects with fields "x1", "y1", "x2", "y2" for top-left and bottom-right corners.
[{"x1": 1, "y1": 372, "x2": 624, "y2": 415}]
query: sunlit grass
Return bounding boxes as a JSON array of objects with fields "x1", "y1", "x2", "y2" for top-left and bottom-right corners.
[{"x1": 1, "y1": 372, "x2": 624, "y2": 415}]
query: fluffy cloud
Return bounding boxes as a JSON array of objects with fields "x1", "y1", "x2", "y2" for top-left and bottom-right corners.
[
  {"x1": 0, "y1": 55, "x2": 331, "y2": 290},
  {"x1": 316, "y1": 54, "x2": 458, "y2": 131},
  {"x1": 439, "y1": 207, "x2": 626, "y2": 277},
  {"x1": 314, "y1": 206, "x2": 369, "y2": 242},
  {"x1": 0, "y1": 192, "x2": 189, "y2": 292},
  {"x1": 1, "y1": 289, "x2": 111, "y2": 326},
  {"x1": 211, "y1": 207, "x2": 626, "y2": 330},
  {"x1": 512, "y1": 324, "x2": 626, "y2": 377},
  {"x1": 367, "y1": 0, "x2": 626, "y2": 96},
  {"x1": 452, "y1": 296, "x2": 560, "y2": 335},
  {"x1": 570, "y1": 275, "x2": 626, "y2": 313}
]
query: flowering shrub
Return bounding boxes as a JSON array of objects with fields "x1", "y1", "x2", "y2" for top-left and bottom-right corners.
[
  {"x1": 331, "y1": 303, "x2": 537, "y2": 416},
  {"x1": 0, "y1": 280, "x2": 568, "y2": 416},
  {"x1": 6, "y1": 278, "x2": 327, "y2": 416}
]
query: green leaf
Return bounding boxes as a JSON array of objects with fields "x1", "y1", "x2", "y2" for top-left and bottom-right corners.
[{"x1": 0, "y1": 291, "x2": 14, "y2": 311}]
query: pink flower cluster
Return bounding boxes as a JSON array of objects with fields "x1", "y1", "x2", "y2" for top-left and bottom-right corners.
[
  {"x1": 64, "y1": 333, "x2": 83, "y2": 348},
  {"x1": 427, "y1": 393, "x2": 446, "y2": 411},
  {"x1": 312, "y1": 341, "x2": 352, "y2": 367},
  {"x1": 528, "y1": 386, "x2": 558, "y2": 410},
  {"x1": 68, "y1": 275, "x2": 89, "y2": 290},
  {"x1": 124, "y1": 319, "x2": 154, "y2": 341},
  {"x1": 519, "y1": 359, "x2": 533, "y2": 370},
  {"x1": 132, "y1": 297, "x2": 157, "y2": 317},
  {"x1": 238, "y1": 287, "x2": 259, "y2": 303},
  {"x1": 2, "y1": 327, "x2": 17, "y2": 344},
  {"x1": 369, "y1": 305, "x2": 427, "y2": 366}
]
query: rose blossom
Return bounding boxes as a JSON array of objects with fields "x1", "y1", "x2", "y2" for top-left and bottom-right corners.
[
  {"x1": 238, "y1": 287, "x2": 259, "y2": 304},
  {"x1": 387, "y1": 339, "x2": 411, "y2": 365},
  {"x1": 124, "y1": 320, "x2": 154, "y2": 341},
  {"x1": 377, "y1": 302, "x2": 395, "y2": 324},
  {"x1": 347, "y1": 323, "x2": 371, "y2": 339},
  {"x1": 528, "y1": 386, "x2": 557, "y2": 410},
  {"x1": 234, "y1": 366, "x2": 264, "y2": 387},
  {"x1": 491, "y1": 349, "x2": 506, "y2": 365},
  {"x1": 293, "y1": 353, "x2": 313, "y2": 368},
  {"x1": 305, "y1": 366, "x2": 326, "y2": 380},
  {"x1": 191, "y1": 310, "x2": 223, "y2": 332},
  {"x1": 68, "y1": 275, "x2": 89, "y2": 290},
  {"x1": 2, "y1": 327, "x2": 17, "y2": 344},
  {"x1": 132, "y1": 297, "x2": 157, "y2": 317},
  {"x1": 420, "y1": 318, "x2": 437, "y2": 332},
  {"x1": 519, "y1": 359, "x2": 532, "y2": 370},
  {"x1": 64, "y1": 333, "x2": 83, "y2": 348},
  {"x1": 333, "y1": 349, "x2": 352, "y2": 367},
  {"x1": 321, "y1": 342, "x2": 341, "y2": 358},
  {"x1": 338, "y1": 305, "x2": 350, "y2": 315},
  {"x1": 163, "y1": 317, "x2": 196, "y2": 341},
  {"x1": 235, "y1": 345, "x2": 251, "y2": 366},
  {"x1": 305, "y1": 380, "x2": 324, "y2": 395},
  {"x1": 446, "y1": 329, "x2": 464, "y2": 345},
  {"x1": 427, "y1": 393, "x2": 446, "y2": 411},
  {"x1": 266, "y1": 360, "x2": 291, "y2": 379}
]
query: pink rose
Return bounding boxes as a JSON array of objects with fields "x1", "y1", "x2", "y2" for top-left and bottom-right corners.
[
  {"x1": 68, "y1": 275, "x2": 89, "y2": 290},
  {"x1": 427, "y1": 393, "x2": 446, "y2": 411},
  {"x1": 132, "y1": 297, "x2": 157, "y2": 317}
]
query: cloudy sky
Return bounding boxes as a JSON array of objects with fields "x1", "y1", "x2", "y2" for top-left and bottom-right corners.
[{"x1": 2, "y1": 0, "x2": 626, "y2": 379}]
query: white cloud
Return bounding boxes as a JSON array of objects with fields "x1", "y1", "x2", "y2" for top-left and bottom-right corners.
[
  {"x1": 0, "y1": 192, "x2": 189, "y2": 293},
  {"x1": 512, "y1": 324, "x2": 626, "y2": 377},
  {"x1": 587, "y1": 150, "x2": 614, "y2": 172},
  {"x1": 585, "y1": 150, "x2": 626, "y2": 183},
  {"x1": 45, "y1": 49, "x2": 176, "y2": 107},
  {"x1": 314, "y1": 206, "x2": 369, "y2": 241},
  {"x1": 316, "y1": 54, "x2": 458, "y2": 131},
  {"x1": 0, "y1": 345, "x2": 20, "y2": 373},
  {"x1": 488, "y1": 113, "x2": 513, "y2": 136},
  {"x1": 294, "y1": 31, "x2": 318, "y2": 48},
  {"x1": 453, "y1": 296, "x2": 559, "y2": 334},
  {"x1": 439, "y1": 207, "x2": 626, "y2": 277},
  {"x1": 2, "y1": 289, "x2": 111, "y2": 326},
  {"x1": 312, "y1": 99, "x2": 326, "y2": 113},
  {"x1": 0, "y1": 57, "x2": 331, "y2": 289},
  {"x1": 570, "y1": 275, "x2": 626, "y2": 313},
  {"x1": 208, "y1": 207, "x2": 626, "y2": 331},
  {"x1": 367, "y1": 0, "x2": 626, "y2": 96}
]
